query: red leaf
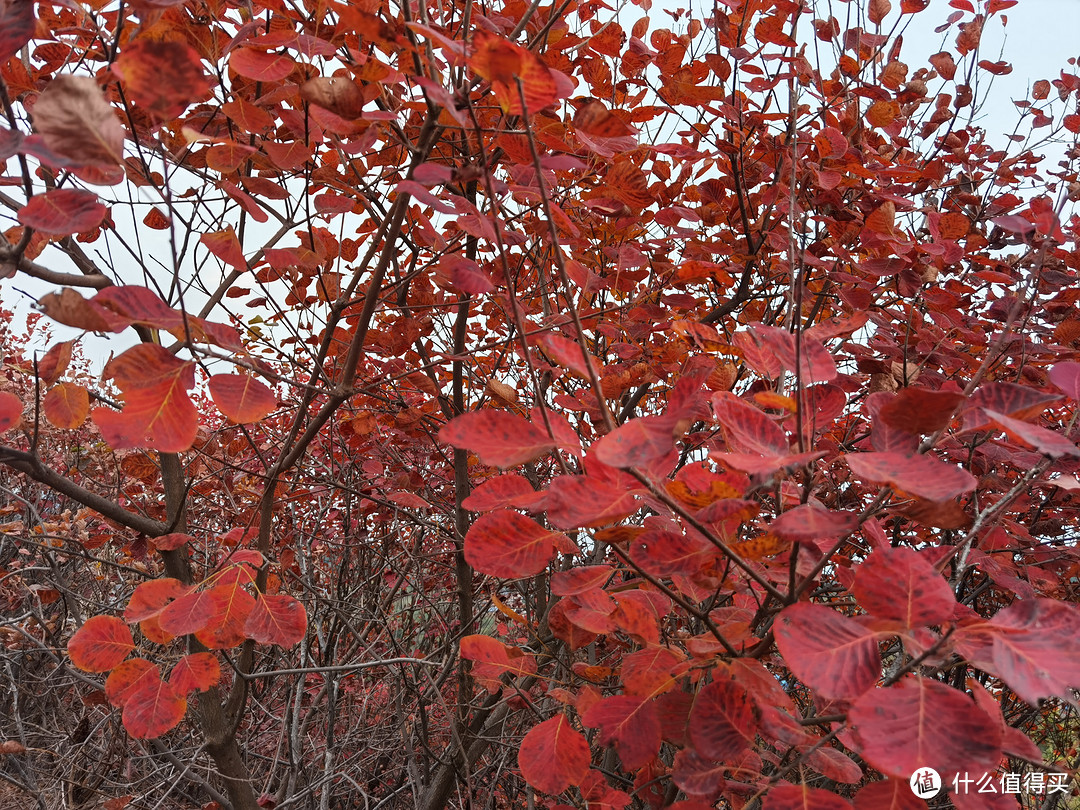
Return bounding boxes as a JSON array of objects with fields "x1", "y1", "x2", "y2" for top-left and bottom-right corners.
[
  {"x1": 878, "y1": 387, "x2": 965, "y2": 434},
  {"x1": 151, "y1": 533, "x2": 194, "y2": 551},
  {"x1": 592, "y1": 415, "x2": 678, "y2": 468},
  {"x1": 848, "y1": 676, "x2": 1002, "y2": 779},
  {"x1": 33, "y1": 75, "x2": 125, "y2": 167},
  {"x1": 113, "y1": 39, "x2": 210, "y2": 119},
  {"x1": 711, "y1": 392, "x2": 788, "y2": 456},
  {"x1": 539, "y1": 334, "x2": 600, "y2": 379},
  {"x1": 92, "y1": 345, "x2": 198, "y2": 452},
  {"x1": 209, "y1": 374, "x2": 277, "y2": 423},
  {"x1": 441, "y1": 411, "x2": 557, "y2": 468},
  {"x1": 622, "y1": 647, "x2": 683, "y2": 696},
  {"x1": 746, "y1": 325, "x2": 837, "y2": 384},
  {"x1": 845, "y1": 451, "x2": 976, "y2": 501},
  {"x1": 464, "y1": 510, "x2": 563, "y2": 578},
  {"x1": 19, "y1": 189, "x2": 107, "y2": 235},
  {"x1": 0, "y1": 391, "x2": 23, "y2": 432},
  {"x1": 774, "y1": 603, "x2": 881, "y2": 699},
  {"x1": 159, "y1": 588, "x2": 219, "y2": 636},
  {"x1": 543, "y1": 475, "x2": 638, "y2": 529},
  {"x1": 123, "y1": 674, "x2": 187, "y2": 738},
  {"x1": 460, "y1": 635, "x2": 537, "y2": 691},
  {"x1": 201, "y1": 227, "x2": 247, "y2": 272},
  {"x1": 805, "y1": 746, "x2": 863, "y2": 785},
  {"x1": 764, "y1": 784, "x2": 853, "y2": 810},
  {"x1": 461, "y1": 474, "x2": 543, "y2": 511},
  {"x1": 0, "y1": 0, "x2": 35, "y2": 62},
  {"x1": 43, "y1": 382, "x2": 89, "y2": 429},
  {"x1": 853, "y1": 547, "x2": 957, "y2": 627},
  {"x1": 853, "y1": 780, "x2": 924, "y2": 809},
  {"x1": 582, "y1": 695, "x2": 662, "y2": 769},
  {"x1": 230, "y1": 47, "x2": 296, "y2": 81},
  {"x1": 68, "y1": 616, "x2": 134, "y2": 673},
  {"x1": 550, "y1": 565, "x2": 613, "y2": 596},
  {"x1": 631, "y1": 530, "x2": 716, "y2": 577},
  {"x1": 673, "y1": 749, "x2": 729, "y2": 796},
  {"x1": 983, "y1": 410, "x2": 1080, "y2": 458},
  {"x1": 964, "y1": 382, "x2": 1060, "y2": 429},
  {"x1": 688, "y1": 676, "x2": 758, "y2": 762},
  {"x1": 517, "y1": 715, "x2": 590, "y2": 795},
  {"x1": 105, "y1": 659, "x2": 160, "y2": 707},
  {"x1": 244, "y1": 593, "x2": 307, "y2": 646},
  {"x1": 170, "y1": 653, "x2": 222, "y2": 694},
  {"x1": 1048, "y1": 361, "x2": 1080, "y2": 401},
  {"x1": 125, "y1": 578, "x2": 187, "y2": 622},
  {"x1": 769, "y1": 505, "x2": 858, "y2": 545},
  {"x1": 982, "y1": 599, "x2": 1080, "y2": 705}
]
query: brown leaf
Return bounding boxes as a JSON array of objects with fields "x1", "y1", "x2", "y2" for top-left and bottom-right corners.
[{"x1": 33, "y1": 75, "x2": 124, "y2": 166}]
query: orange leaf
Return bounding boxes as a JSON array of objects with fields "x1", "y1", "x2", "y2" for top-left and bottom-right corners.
[
  {"x1": 209, "y1": 374, "x2": 276, "y2": 423},
  {"x1": 201, "y1": 227, "x2": 247, "y2": 271},
  {"x1": 468, "y1": 31, "x2": 560, "y2": 115},
  {"x1": 866, "y1": 100, "x2": 899, "y2": 128},
  {"x1": 38, "y1": 341, "x2": 73, "y2": 385},
  {"x1": 68, "y1": 616, "x2": 134, "y2": 673},
  {"x1": 43, "y1": 382, "x2": 89, "y2": 429},
  {"x1": 125, "y1": 578, "x2": 187, "y2": 622},
  {"x1": 105, "y1": 659, "x2": 160, "y2": 707}
]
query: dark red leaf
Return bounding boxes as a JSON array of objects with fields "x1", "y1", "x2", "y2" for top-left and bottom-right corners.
[
  {"x1": 688, "y1": 676, "x2": 758, "y2": 762},
  {"x1": 853, "y1": 547, "x2": 957, "y2": 627},
  {"x1": 0, "y1": 0, "x2": 35, "y2": 62},
  {"x1": 774, "y1": 603, "x2": 881, "y2": 699},
  {"x1": 878, "y1": 387, "x2": 965, "y2": 434},
  {"x1": 764, "y1": 784, "x2": 853, "y2": 810},
  {"x1": 848, "y1": 676, "x2": 1002, "y2": 779},
  {"x1": 845, "y1": 451, "x2": 976, "y2": 501},
  {"x1": 582, "y1": 695, "x2": 661, "y2": 769}
]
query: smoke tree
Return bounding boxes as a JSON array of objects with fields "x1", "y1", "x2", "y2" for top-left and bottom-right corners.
[{"x1": 1, "y1": 0, "x2": 1079, "y2": 808}]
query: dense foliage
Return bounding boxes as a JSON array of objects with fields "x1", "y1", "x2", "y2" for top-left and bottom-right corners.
[{"x1": 1, "y1": 0, "x2": 1079, "y2": 808}]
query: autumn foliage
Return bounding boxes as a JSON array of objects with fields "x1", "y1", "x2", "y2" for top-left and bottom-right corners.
[{"x1": 1, "y1": 0, "x2": 1080, "y2": 808}]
